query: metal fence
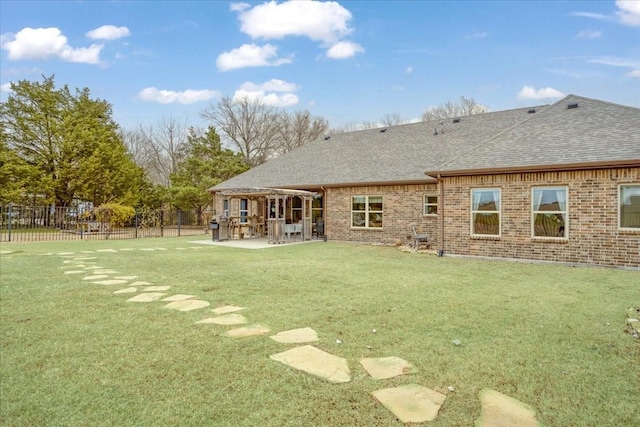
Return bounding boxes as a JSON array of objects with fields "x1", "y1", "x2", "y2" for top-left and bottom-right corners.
[{"x1": 0, "y1": 204, "x2": 213, "y2": 242}]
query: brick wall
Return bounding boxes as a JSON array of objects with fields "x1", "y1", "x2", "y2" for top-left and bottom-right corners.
[
  {"x1": 440, "y1": 167, "x2": 640, "y2": 268},
  {"x1": 325, "y1": 183, "x2": 439, "y2": 246}
]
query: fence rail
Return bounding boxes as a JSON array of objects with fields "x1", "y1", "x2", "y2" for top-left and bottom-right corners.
[{"x1": 0, "y1": 204, "x2": 213, "y2": 242}]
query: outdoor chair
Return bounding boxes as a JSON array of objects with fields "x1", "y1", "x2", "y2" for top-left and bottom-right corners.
[{"x1": 411, "y1": 225, "x2": 431, "y2": 251}]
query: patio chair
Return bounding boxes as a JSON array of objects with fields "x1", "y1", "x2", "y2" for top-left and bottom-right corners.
[{"x1": 411, "y1": 225, "x2": 431, "y2": 251}]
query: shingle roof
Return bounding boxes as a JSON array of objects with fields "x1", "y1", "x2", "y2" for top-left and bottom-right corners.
[
  {"x1": 211, "y1": 94, "x2": 639, "y2": 192},
  {"x1": 211, "y1": 104, "x2": 545, "y2": 191},
  {"x1": 427, "y1": 94, "x2": 640, "y2": 176}
]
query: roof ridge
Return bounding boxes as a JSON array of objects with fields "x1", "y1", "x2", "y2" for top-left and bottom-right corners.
[{"x1": 426, "y1": 99, "x2": 559, "y2": 175}]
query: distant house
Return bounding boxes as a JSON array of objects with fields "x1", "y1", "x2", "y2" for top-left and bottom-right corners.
[{"x1": 210, "y1": 95, "x2": 640, "y2": 268}]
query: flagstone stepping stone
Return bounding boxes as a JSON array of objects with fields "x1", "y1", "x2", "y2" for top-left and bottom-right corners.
[
  {"x1": 223, "y1": 324, "x2": 271, "y2": 338},
  {"x1": 163, "y1": 300, "x2": 210, "y2": 311},
  {"x1": 57, "y1": 252, "x2": 75, "y2": 255},
  {"x1": 119, "y1": 248, "x2": 134, "y2": 251},
  {"x1": 0, "y1": 250, "x2": 14, "y2": 255},
  {"x1": 127, "y1": 292, "x2": 167, "y2": 302},
  {"x1": 114, "y1": 287, "x2": 137, "y2": 294},
  {"x1": 64, "y1": 270, "x2": 85, "y2": 275},
  {"x1": 371, "y1": 384, "x2": 446, "y2": 423},
  {"x1": 206, "y1": 313, "x2": 248, "y2": 325},
  {"x1": 72, "y1": 257, "x2": 97, "y2": 261},
  {"x1": 93, "y1": 279, "x2": 129, "y2": 286},
  {"x1": 360, "y1": 356, "x2": 417, "y2": 380},
  {"x1": 82, "y1": 275, "x2": 110, "y2": 281},
  {"x1": 270, "y1": 327, "x2": 319, "y2": 344},
  {"x1": 162, "y1": 294, "x2": 196, "y2": 302},
  {"x1": 96, "y1": 249, "x2": 117, "y2": 253},
  {"x1": 476, "y1": 388, "x2": 540, "y2": 427},
  {"x1": 92, "y1": 269, "x2": 119, "y2": 274},
  {"x1": 143, "y1": 285, "x2": 170, "y2": 291},
  {"x1": 81, "y1": 250, "x2": 95, "y2": 253},
  {"x1": 139, "y1": 248, "x2": 156, "y2": 251},
  {"x1": 130, "y1": 281, "x2": 152, "y2": 287},
  {"x1": 211, "y1": 305, "x2": 246, "y2": 315},
  {"x1": 114, "y1": 276, "x2": 138, "y2": 280},
  {"x1": 270, "y1": 345, "x2": 350, "y2": 384}
]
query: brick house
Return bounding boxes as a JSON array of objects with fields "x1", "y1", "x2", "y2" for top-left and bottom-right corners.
[{"x1": 210, "y1": 95, "x2": 639, "y2": 268}]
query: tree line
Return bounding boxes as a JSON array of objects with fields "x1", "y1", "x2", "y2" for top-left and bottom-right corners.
[{"x1": 1, "y1": 75, "x2": 487, "y2": 214}]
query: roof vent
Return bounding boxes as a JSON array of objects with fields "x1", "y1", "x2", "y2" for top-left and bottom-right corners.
[
  {"x1": 567, "y1": 102, "x2": 578, "y2": 109},
  {"x1": 452, "y1": 117, "x2": 460, "y2": 123},
  {"x1": 528, "y1": 108, "x2": 536, "y2": 114},
  {"x1": 323, "y1": 135, "x2": 331, "y2": 140},
  {"x1": 380, "y1": 128, "x2": 387, "y2": 133}
]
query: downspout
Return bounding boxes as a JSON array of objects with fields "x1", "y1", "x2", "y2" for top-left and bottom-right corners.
[
  {"x1": 438, "y1": 174, "x2": 444, "y2": 257},
  {"x1": 321, "y1": 186, "x2": 327, "y2": 240}
]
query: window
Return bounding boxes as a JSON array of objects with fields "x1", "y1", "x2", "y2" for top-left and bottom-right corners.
[
  {"x1": 423, "y1": 194, "x2": 438, "y2": 215},
  {"x1": 291, "y1": 196, "x2": 302, "y2": 223},
  {"x1": 532, "y1": 187, "x2": 567, "y2": 238},
  {"x1": 312, "y1": 195, "x2": 323, "y2": 223},
  {"x1": 620, "y1": 184, "x2": 640, "y2": 229},
  {"x1": 239, "y1": 198, "x2": 248, "y2": 223},
  {"x1": 352, "y1": 196, "x2": 383, "y2": 228},
  {"x1": 471, "y1": 189, "x2": 500, "y2": 236},
  {"x1": 222, "y1": 199, "x2": 229, "y2": 217}
]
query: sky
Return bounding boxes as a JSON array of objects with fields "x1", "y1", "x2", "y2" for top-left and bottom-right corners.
[{"x1": 1, "y1": 0, "x2": 639, "y2": 131}]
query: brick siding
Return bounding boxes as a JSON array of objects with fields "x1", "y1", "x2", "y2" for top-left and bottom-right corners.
[
  {"x1": 325, "y1": 183, "x2": 439, "y2": 246},
  {"x1": 440, "y1": 167, "x2": 640, "y2": 268}
]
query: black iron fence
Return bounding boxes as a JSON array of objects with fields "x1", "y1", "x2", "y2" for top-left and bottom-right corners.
[{"x1": 0, "y1": 204, "x2": 213, "y2": 242}]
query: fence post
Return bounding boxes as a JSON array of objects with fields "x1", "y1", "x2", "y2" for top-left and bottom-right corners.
[
  {"x1": 177, "y1": 209, "x2": 182, "y2": 237},
  {"x1": 160, "y1": 210, "x2": 164, "y2": 237},
  {"x1": 7, "y1": 203, "x2": 12, "y2": 242},
  {"x1": 135, "y1": 210, "x2": 138, "y2": 239}
]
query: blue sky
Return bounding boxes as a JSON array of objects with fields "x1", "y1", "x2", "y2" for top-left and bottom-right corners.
[{"x1": 1, "y1": 1, "x2": 639, "y2": 130}]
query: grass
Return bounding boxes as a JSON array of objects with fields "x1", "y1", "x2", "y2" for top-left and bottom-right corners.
[{"x1": 0, "y1": 237, "x2": 638, "y2": 426}]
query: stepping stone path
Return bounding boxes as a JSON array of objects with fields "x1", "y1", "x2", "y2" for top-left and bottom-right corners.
[
  {"x1": 476, "y1": 388, "x2": 541, "y2": 426},
  {"x1": 201, "y1": 313, "x2": 248, "y2": 325},
  {"x1": 211, "y1": 305, "x2": 246, "y2": 315},
  {"x1": 54, "y1": 248, "x2": 542, "y2": 425},
  {"x1": 371, "y1": 384, "x2": 446, "y2": 423},
  {"x1": 163, "y1": 300, "x2": 210, "y2": 311},
  {"x1": 222, "y1": 324, "x2": 271, "y2": 338},
  {"x1": 270, "y1": 327, "x2": 319, "y2": 344},
  {"x1": 360, "y1": 356, "x2": 417, "y2": 380},
  {"x1": 127, "y1": 292, "x2": 167, "y2": 302},
  {"x1": 162, "y1": 294, "x2": 196, "y2": 302},
  {"x1": 270, "y1": 345, "x2": 350, "y2": 384}
]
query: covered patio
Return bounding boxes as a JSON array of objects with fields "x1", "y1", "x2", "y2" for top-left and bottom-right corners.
[{"x1": 210, "y1": 187, "x2": 319, "y2": 244}]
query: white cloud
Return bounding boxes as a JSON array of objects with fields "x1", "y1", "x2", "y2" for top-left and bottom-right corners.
[
  {"x1": 405, "y1": 66, "x2": 413, "y2": 74},
  {"x1": 576, "y1": 29, "x2": 602, "y2": 39},
  {"x1": 326, "y1": 40, "x2": 364, "y2": 59},
  {"x1": 626, "y1": 69, "x2": 640, "y2": 78},
  {"x1": 137, "y1": 87, "x2": 220, "y2": 104},
  {"x1": 1, "y1": 82, "x2": 13, "y2": 92},
  {"x1": 1, "y1": 27, "x2": 103, "y2": 64},
  {"x1": 233, "y1": 79, "x2": 299, "y2": 107},
  {"x1": 235, "y1": 0, "x2": 352, "y2": 43},
  {"x1": 616, "y1": 0, "x2": 640, "y2": 26},
  {"x1": 230, "y1": 2, "x2": 250, "y2": 12},
  {"x1": 570, "y1": 11, "x2": 612, "y2": 22},
  {"x1": 216, "y1": 43, "x2": 292, "y2": 71},
  {"x1": 86, "y1": 25, "x2": 130, "y2": 40},
  {"x1": 517, "y1": 86, "x2": 565, "y2": 100},
  {"x1": 588, "y1": 56, "x2": 640, "y2": 69},
  {"x1": 231, "y1": 0, "x2": 363, "y2": 60},
  {"x1": 467, "y1": 31, "x2": 488, "y2": 39}
]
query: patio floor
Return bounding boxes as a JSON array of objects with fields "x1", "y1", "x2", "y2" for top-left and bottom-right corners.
[{"x1": 190, "y1": 237, "x2": 324, "y2": 250}]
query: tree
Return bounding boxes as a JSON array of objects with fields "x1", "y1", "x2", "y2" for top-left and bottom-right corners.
[
  {"x1": 169, "y1": 126, "x2": 248, "y2": 223},
  {"x1": 421, "y1": 96, "x2": 489, "y2": 121},
  {"x1": 201, "y1": 96, "x2": 282, "y2": 166},
  {"x1": 275, "y1": 110, "x2": 328, "y2": 155},
  {"x1": 380, "y1": 113, "x2": 404, "y2": 127},
  {"x1": 0, "y1": 75, "x2": 144, "y2": 206}
]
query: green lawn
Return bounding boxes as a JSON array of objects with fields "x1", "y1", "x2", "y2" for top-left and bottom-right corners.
[{"x1": 1, "y1": 237, "x2": 638, "y2": 426}]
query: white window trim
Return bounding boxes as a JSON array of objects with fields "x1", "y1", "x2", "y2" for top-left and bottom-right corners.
[
  {"x1": 531, "y1": 186, "x2": 569, "y2": 239},
  {"x1": 470, "y1": 188, "x2": 501, "y2": 237},
  {"x1": 423, "y1": 194, "x2": 438, "y2": 216},
  {"x1": 239, "y1": 198, "x2": 249, "y2": 223},
  {"x1": 351, "y1": 195, "x2": 383, "y2": 229},
  {"x1": 619, "y1": 184, "x2": 640, "y2": 231}
]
